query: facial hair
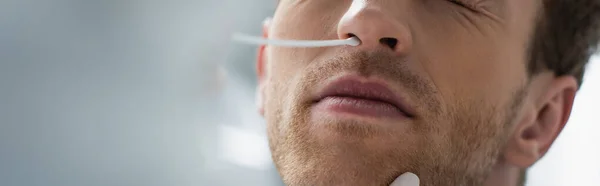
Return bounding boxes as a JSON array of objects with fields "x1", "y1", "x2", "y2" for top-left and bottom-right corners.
[{"x1": 264, "y1": 50, "x2": 525, "y2": 186}]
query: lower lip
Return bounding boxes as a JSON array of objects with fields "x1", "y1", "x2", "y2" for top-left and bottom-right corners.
[{"x1": 313, "y1": 96, "x2": 407, "y2": 119}]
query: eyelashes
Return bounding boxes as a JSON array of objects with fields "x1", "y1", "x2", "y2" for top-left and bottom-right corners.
[
  {"x1": 448, "y1": 0, "x2": 476, "y2": 9},
  {"x1": 449, "y1": 0, "x2": 467, "y2": 7}
]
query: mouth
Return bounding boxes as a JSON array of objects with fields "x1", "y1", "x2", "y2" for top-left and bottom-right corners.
[{"x1": 312, "y1": 75, "x2": 414, "y2": 119}]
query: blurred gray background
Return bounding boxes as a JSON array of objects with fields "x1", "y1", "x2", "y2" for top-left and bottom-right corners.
[{"x1": 0, "y1": 1, "x2": 598, "y2": 186}]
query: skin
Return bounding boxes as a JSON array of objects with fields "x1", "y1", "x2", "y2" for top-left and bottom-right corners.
[{"x1": 256, "y1": 0, "x2": 579, "y2": 186}]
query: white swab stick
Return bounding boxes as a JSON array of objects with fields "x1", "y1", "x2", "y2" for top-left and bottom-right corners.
[{"x1": 232, "y1": 33, "x2": 361, "y2": 47}]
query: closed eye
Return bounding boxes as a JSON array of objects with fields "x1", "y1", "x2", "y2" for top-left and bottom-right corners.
[
  {"x1": 448, "y1": 0, "x2": 479, "y2": 11},
  {"x1": 449, "y1": 0, "x2": 468, "y2": 8}
]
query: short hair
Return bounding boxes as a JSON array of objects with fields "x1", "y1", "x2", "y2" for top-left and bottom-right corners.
[{"x1": 528, "y1": 0, "x2": 600, "y2": 88}]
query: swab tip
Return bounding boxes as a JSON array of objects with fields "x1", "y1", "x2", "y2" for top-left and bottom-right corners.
[
  {"x1": 390, "y1": 172, "x2": 420, "y2": 186},
  {"x1": 346, "y1": 37, "x2": 361, "y2": 46}
]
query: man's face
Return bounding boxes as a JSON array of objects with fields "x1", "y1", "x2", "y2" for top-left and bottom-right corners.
[{"x1": 260, "y1": 0, "x2": 540, "y2": 185}]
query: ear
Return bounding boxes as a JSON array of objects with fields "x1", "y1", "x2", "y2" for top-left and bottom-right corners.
[
  {"x1": 504, "y1": 74, "x2": 578, "y2": 168},
  {"x1": 256, "y1": 17, "x2": 272, "y2": 116}
]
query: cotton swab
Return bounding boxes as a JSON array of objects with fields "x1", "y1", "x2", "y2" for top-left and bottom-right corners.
[{"x1": 232, "y1": 33, "x2": 361, "y2": 48}]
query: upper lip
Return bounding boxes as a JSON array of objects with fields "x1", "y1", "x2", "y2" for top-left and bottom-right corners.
[{"x1": 314, "y1": 75, "x2": 415, "y2": 117}]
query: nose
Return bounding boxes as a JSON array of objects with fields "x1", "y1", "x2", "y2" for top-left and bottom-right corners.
[{"x1": 337, "y1": 1, "x2": 412, "y2": 55}]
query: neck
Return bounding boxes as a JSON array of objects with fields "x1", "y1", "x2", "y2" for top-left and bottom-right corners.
[{"x1": 483, "y1": 162, "x2": 521, "y2": 186}]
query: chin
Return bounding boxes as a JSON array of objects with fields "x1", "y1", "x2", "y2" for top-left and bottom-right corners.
[
  {"x1": 278, "y1": 160, "x2": 399, "y2": 186},
  {"x1": 271, "y1": 127, "x2": 424, "y2": 186}
]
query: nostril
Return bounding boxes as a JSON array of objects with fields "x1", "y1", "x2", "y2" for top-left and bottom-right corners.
[
  {"x1": 379, "y1": 37, "x2": 398, "y2": 50},
  {"x1": 347, "y1": 33, "x2": 357, "y2": 39}
]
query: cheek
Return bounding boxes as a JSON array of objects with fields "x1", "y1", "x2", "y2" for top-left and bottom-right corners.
[
  {"x1": 414, "y1": 29, "x2": 526, "y2": 109},
  {"x1": 427, "y1": 47, "x2": 520, "y2": 101},
  {"x1": 410, "y1": 3, "x2": 528, "y2": 107},
  {"x1": 263, "y1": 48, "x2": 308, "y2": 122}
]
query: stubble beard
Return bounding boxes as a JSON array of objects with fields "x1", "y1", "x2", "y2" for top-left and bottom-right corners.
[{"x1": 264, "y1": 51, "x2": 525, "y2": 186}]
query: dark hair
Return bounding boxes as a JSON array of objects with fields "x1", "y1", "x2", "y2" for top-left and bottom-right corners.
[{"x1": 529, "y1": 0, "x2": 600, "y2": 88}]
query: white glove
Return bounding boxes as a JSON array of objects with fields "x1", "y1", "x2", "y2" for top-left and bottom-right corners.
[{"x1": 390, "y1": 172, "x2": 420, "y2": 186}]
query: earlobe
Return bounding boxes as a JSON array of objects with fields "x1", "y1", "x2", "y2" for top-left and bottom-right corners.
[
  {"x1": 504, "y1": 75, "x2": 578, "y2": 168},
  {"x1": 505, "y1": 103, "x2": 540, "y2": 168}
]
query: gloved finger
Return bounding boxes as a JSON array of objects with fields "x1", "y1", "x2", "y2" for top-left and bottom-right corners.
[{"x1": 389, "y1": 172, "x2": 420, "y2": 186}]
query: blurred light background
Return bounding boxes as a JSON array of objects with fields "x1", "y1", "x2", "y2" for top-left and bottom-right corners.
[{"x1": 0, "y1": 1, "x2": 597, "y2": 186}]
